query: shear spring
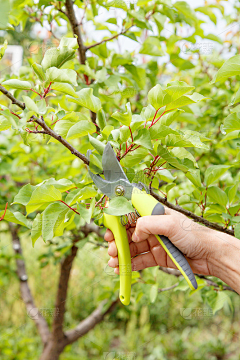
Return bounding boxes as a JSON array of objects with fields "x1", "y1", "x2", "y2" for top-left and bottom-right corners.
[{"x1": 120, "y1": 209, "x2": 141, "y2": 227}]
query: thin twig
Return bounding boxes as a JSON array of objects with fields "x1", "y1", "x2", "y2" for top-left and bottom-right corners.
[
  {"x1": 86, "y1": 25, "x2": 133, "y2": 50},
  {"x1": 150, "y1": 189, "x2": 234, "y2": 236}
]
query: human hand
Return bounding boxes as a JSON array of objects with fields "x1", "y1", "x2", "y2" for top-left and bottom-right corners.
[{"x1": 104, "y1": 207, "x2": 221, "y2": 276}]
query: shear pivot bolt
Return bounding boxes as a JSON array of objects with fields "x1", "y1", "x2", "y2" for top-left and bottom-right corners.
[{"x1": 115, "y1": 185, "x2": 125, "y2": 196}]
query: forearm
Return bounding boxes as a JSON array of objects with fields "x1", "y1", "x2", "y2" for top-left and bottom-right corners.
[{"x1": 207, "y1": 229, "x2": 240, "y2": 294}]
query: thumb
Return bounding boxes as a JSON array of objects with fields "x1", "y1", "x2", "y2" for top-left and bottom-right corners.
[{"x1": 132, "y1": 215, "x2": 176, "y2": 242}]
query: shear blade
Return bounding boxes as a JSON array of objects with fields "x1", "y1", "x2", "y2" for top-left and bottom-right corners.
[{"x1": 102, "y1": 142, "x2": 129, "y2": 182}]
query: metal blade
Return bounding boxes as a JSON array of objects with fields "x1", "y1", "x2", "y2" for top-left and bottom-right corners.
[{"x1": 102, "y1": 142, "x2": 129, "y2": 183}]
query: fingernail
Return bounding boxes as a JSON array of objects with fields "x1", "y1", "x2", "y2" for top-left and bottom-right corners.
[{"x1": 132, "y1": 231, "x2": 139, "y2": 242}]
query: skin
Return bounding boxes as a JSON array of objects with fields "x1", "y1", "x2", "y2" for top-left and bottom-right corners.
[{"x1": 104, "y1": 207, "x2": 240, "y2": 295}]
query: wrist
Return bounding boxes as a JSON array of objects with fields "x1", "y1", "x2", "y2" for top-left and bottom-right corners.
[{"x1": 207, "y1": 229, "x2": 240, "y2": 293}]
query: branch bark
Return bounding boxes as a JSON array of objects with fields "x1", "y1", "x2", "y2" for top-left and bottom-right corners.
[
  {"x1": 0, "y1": 85, "x2": 25, "y2": 109},
  {"x1": 52, "y1": 245, "x2": 78, "y2": 340},
  {"x1": 65, "y1": 0, "x2": 86, "y2": 64},
  {"x1": 9, "y1": 223, "x2": 50, "y2": 345},
  {"x1": 64, "y1": 299, "x2": 119, "y2": 345},
  {"x1": 150, "y1": 190, "x2": 234, "y2": 236}
]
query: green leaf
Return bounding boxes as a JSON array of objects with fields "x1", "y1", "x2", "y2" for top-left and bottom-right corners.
[
  {"x1": 186, "y1": 169, "x2": 202, "y2": 188},
  {"x1": 111, "y1": 102, "x2": 132, "y2": 126},
  {"x1": 165, "y1": 81, "x2": 195, "y2": 101},
  {"x1": 235, "y1": 223, "x2": 240, "y2": 240},
  {"x1": 41, "y1": 37, "x2": 77, "y2": 71},
  {"x1": 68, "y1": 88, "x2": 102, "y2": 113},
  {"x1": 139, "y1": 37, "x2": 164, "y2": 56},
  {"x1": 0, "y1": 116, "x2": 11, "y2": 131},
  {"x1": 171, "y1": 147, "x2": 197, "y2": 166},
  {"x1": 26, "y1": 185, "x2": 62, "y2": 215},
  {"x1": 66, "y1": 120, "x2": 96, "y2": 140},
  {"x1": 88, "y1": 134, "x2": 105, "y2": 155},
  {"x1": 42, "y1": 202, "x2": 68, "y2": 242},
  {"x1": 121, "y1": 147, "x2": 149, "y2": 167},
  {"x1": 148, "y1": 84, "x2": 163, "y2": 110},
  {"x1": 141, "y1": 105, "x2": 156, "y2": 122},
  {"x1": 208, "y1": 291, "x2": 232, "y2": 315},
  {"x1": 2, "y1": 79, "x2": 31, "y2": 90},
  {"x1": 88, "y1": 153, "x2": 103, "y2": 174},
  {"x1": 0, "y1": 210, "x2": 31, "y2": 228},
  {"x1": 78, "y1": 198, "x2": 95, "y2": 224},
  {"x1": 103, "y1": 197, "x2": 134, "y2": 216},
  {"x1": 46, "y1": 67, "x2": 77, "y2": 86},
  {"x1": 22, "y1": 95, "x2": 38, "y2": 113},
  {"x1": 195, "y1": 6, "x2": 217, "y2": 24},
  {"x1": 212, "y1": 55, "x2": 240, "y2": 83},
  {"x1": 39, "y1": 178, "x2": 74, "y2": 192},
  {"x1": 134, "y1": 128, "x2": 153, "y2": 150},
  {"x1": 37, "y1": 99, "x2": 47, "y2": 115},
  {"x1": 32, "y1": 63, "x2": 46, "y2": 81},
  {"x1": 53, "y1": 112, "x2": 85, "y2": 137},
  {"x1": 0, "y1": 40, "x2": 8, "y2": 60},
  {"x1": 153, "y1": 13, "x2": 166, "y2": 33},
  {"x1": 157, "y1": 144, "x2": 188, "y2": 172},
  {"x1": 158, "y1": 109, "x2": 183, "y2": 126},
  {"x1": 97, "y1": 109, "x2": 107, "y2": 130},
  {"x1": 174, "y1": 1, "x2": 198, "y2": 24},
  {"x1": 31, "y1": 214, "x2": 42, "y2": 246},
  {"x1": 65, "y1": 187, "x2": 97, "y2": 206},
  {"x1": 227, "y1": 183, "x2": 238, "y2": 204},
  {"x1": 222, "y1": 113, "x2": 240, "y2": 134},
  {"x1": 12, "y1": 184, "x2": 35, "y2": 206},
  {"x1": 104, "y1": 0, "x2": 128, "y2": 11},
  {"x1": 51, "y1": 82, "x2": 78, "y2": 98},
  {"x1": 165, "y1": 93, "x2": 207, "y2": 111},
  {"x1": 149, "y1": 284, "x2": 158, "y2": 303},
  {"x1": 204, "y1": 165, "x2": 230, "y2": 186},
  {"x1": 207, "y1": 186, "x2": 228, "y2": 207}
]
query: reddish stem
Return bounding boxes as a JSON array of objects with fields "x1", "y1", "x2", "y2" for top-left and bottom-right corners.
[
  {"x1": 10, "y1": 111, "x2": 21, "y2": 119},
  {"x1": 129, "y1": 126, "x2": 134, "y2": 142},
  {"x1": 30, "y1": 89, "x2": 43, "y2": 98},
  {"x1": 149, "y1": 111, "x2": 166, "y2": 129},
  {"x1": 0, "y1": 202, "x2": 8, "y2": 221},
  {"x1": 84, "y1": 74, "x2": 90, "y2": 85},
  {"x1": 59, "y1": 200, "x2": 80, "y2": 215},
  {"x1": 43, "y1": 82, "x2": 52, "y2": 98}
]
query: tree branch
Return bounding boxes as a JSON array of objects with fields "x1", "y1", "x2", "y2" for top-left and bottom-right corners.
[
  {"x1": 9, "y1": 223, "x2": 50, "y2": 345},
  {"x1": 64, "y1": 299, "x2": 119, "y2": 345},
  {"x1": 65, "y1": 0, "x2": 86, "y2": 64},
  {"x1": 86, "y1": 25, "x2": 133, "y2": 50},
  {"x1": 159, "y1": 266, "x2": 236, "y2": 293},
  {"x1": 150, "y1": 190, "x2": 234, "y2": 236},
  {"x1": 0, "y1": 85, "x2": 25, "y2": 109},
  {"x1": 0, "y1": 85, "x2": 89, "y2": 165},
  {"x1": 52, "y1": 245, "x2": 78, "y2": 340}
]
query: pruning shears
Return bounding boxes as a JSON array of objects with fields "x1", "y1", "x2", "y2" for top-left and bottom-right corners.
[{"x1": 87, "y1": 142, "x2": 197, "y2": 305}]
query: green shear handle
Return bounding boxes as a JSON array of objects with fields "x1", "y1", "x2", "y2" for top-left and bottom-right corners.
[{"x1": 102, "y1": 213, "x2": 132, "y2": 305}]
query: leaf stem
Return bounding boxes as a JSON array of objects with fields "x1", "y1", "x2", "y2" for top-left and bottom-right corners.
[
  {"x1": 59, "y1": 200, "x2": 80, "y2": 215},
  {"x1": 0, "y1": 202, "x2": 8, "y2": 221}
]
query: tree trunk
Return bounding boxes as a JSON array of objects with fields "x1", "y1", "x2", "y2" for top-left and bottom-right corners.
[{"x1": 39, "y1": 336, "x2": 67, "y2": 360}]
